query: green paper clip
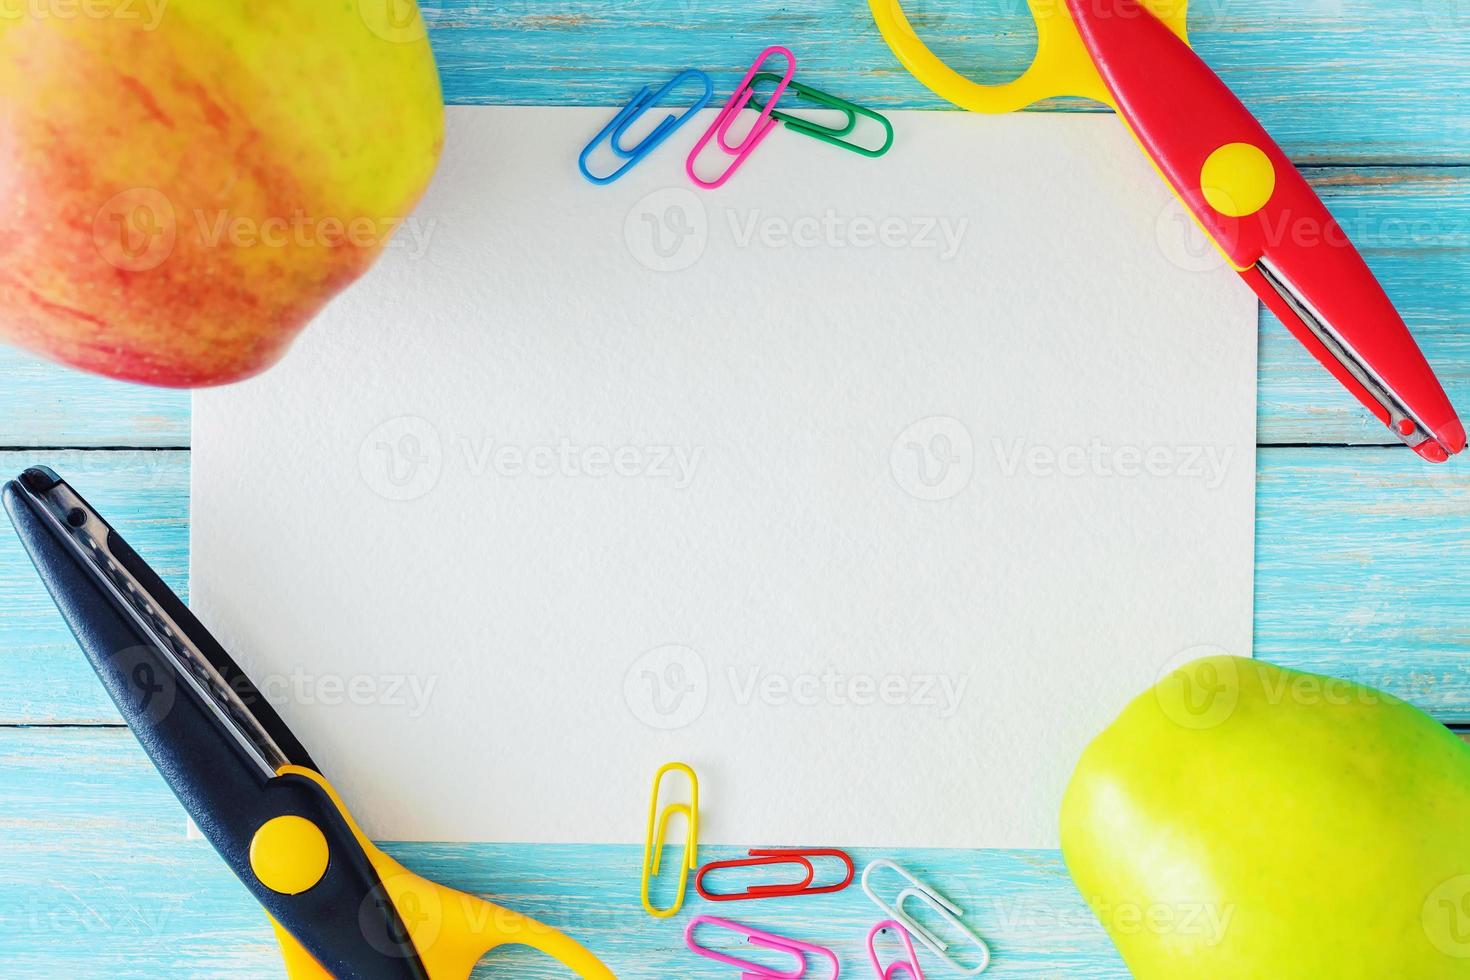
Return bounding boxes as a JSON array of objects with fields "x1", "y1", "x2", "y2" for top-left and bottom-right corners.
[{"x1": 746, "y1": 72, "x2": 895, "y2": 158}]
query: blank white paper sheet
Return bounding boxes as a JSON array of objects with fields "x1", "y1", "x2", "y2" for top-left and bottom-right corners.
[{"x1": 192, "y1": 106, "x2": 1257, "y2": 849}]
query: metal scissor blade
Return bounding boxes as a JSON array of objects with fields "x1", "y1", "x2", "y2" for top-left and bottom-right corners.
[
  {"x1": 7, "y1": 466, "x2": 313, "y2": 775},
  {"x1": 1254, "y1": 260, "x2": 1465, "y2": 463},
  {"x1": 7, "y1": 469, "x2": 435, "y2": 979}
]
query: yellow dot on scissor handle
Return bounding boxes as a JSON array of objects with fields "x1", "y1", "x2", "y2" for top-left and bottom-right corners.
[
  {"x1": 250, "y1": 815, "x2": 330, "y2": 895},
  {"x1": 1200, "y1": 142, "x2": 1276, "y2": 218}
]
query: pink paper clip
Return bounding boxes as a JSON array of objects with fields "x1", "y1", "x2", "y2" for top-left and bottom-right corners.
[
  {"x1": 686, "y1": 46, "x2": 796, "y2": 189},
  {"x1": 867, "y1": 920, "x2": 925, "y2": 979},
  {"x1": 685, "y1": 914, "x2": 840, "y2": 979}
]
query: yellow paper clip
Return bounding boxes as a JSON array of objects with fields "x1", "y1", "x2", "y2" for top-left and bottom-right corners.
[{"x1": 641, "y1": 762, "x2": 699, "y2": 918}]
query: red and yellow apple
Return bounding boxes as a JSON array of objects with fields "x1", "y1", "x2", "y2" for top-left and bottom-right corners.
[{"x1": 0, "y1": 0, "x2": 444, "y2": 386}]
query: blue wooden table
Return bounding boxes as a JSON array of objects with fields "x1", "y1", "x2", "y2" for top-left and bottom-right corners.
[{"x1": 2, "y1": 2, "x2": 1467, "y2": 977}]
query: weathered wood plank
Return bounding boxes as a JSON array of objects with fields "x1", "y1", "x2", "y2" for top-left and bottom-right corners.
[
  {"x1": 0, "y1": 346, "x2": 188, "y2": 448},
  {"x1": 0, "y1": 451, "x2": 188, "y2": 723},
  {"x1": 3, "y1": 3, "x2": 1467, "y2": 978},
  {"x1": 1254, "y1": 447, "x2": 1470, "y2": 720},
  {"x1": 424, "y1": 0, "x2": 1470, "y2": 163},
  {"x1": 2, "y1": 447, "x2": 1464, "y2": 725},
  {"x1": 1258, "y1": 168, "x2": 1470, "y2": 445},
  {"x1": 0, "y1": 727, "x2": 1122, "y2": 978}
]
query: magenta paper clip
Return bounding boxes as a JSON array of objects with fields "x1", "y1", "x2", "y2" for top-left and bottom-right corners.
[
  {"x1": 686, "y1": 46, "x2": 796, "y2": 189},
  {"x1": 685, "y1": 914, "x2": 840, "y2": 979},
  {"x1": 867, "y1": 920, "x2": 925, "y2": 979}
]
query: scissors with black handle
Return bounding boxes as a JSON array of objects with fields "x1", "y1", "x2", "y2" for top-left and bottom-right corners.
[{"x1": 4, "y1": 467, "x2": 616, "y2": 979}]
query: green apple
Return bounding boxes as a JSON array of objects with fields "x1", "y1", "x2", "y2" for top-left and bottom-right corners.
[{"x1": 1061, "y1": 655, "x2": 1470, "y2": 978}]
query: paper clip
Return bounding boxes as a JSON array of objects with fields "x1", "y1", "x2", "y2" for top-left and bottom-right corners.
[
  {"x1": 695, "y1": 848, "x2": 855, "y2": 902},
  {"x1": 579, "y1": 69, "x2": 714, "y2": 185},
  {"x1": 641, "y1": 762, "x2": 699, "y2": 918},
  {"x1": 862, "y1": 860, "x2": 992, "y2": 975},
  {"x1": 746, "y1": 73, "x2": 895, "y2": 158},
  {"x1": 686, "y1": 46, "x2": 796, "y2": 189},
  {"x1": 868, "y1": 920, "x2": 925, "y2": 979},
  {"x1": 685, "y1": 915, "x2": 840, "y2": 979}
]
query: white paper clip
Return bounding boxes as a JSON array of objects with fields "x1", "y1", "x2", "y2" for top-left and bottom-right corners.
[{"x1": 861, "y1": 859, "x2": 992, "y2": 975}]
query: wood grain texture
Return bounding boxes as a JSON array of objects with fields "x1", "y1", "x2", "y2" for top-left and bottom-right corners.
[
  {"x1": 0, "y1": 347, "x2": 189, "y2": 448},
  {"x1": 2, "y1": 165, "x2": 1465, "y2": 449},
  {"x1": 4, "y1": 448, "x2": 1465, "y2": 726},
  {"x1": 423, "y1": 0, "x2": 1470, "y2": 164},
  {"x1": 0, "y1": 451, "x2": 187, "y2": 724},
  {"x1": 0, "y1": 727, "x2": 1124, "y2": 979},
  {"x1": 1, "y1": 2, "x2": 1468, "y2": 976}
]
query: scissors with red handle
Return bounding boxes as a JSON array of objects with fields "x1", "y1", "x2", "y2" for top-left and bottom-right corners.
[{"x1": 870, "y1": 0, "x2": 1464, "y2": 462}]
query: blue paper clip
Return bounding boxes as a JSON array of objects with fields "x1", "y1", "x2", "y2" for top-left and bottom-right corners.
[{"x1": 579, "y1": 70, "x2": 714, "y2": 185}]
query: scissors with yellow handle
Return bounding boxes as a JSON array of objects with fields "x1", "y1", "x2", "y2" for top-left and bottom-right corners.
[
  {"x1": 4, "y1": 467, "x2": 616, "y2": 980},
  {"x1": 871, "y1": 0, "x2": 1464, "y2": 463}
]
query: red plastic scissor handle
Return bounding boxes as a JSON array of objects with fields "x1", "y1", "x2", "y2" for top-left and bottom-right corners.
[{"x1": 1067, "y1": 0, "x2": 1464, "y2": 460}]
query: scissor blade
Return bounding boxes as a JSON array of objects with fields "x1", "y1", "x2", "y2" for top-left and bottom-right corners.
[
  {"x1": 7, "y1": 466, "x2": 313, "y2": 773},
  {"x1": 1066, "y1": 0, "x2": 1464, "y2": 462},
  {"x1": 7, "y1": 468, "x2": 436, "y2": 979},
  {"x1": 1250, "y1": 260, "x2": 1464, "y2": 462}
]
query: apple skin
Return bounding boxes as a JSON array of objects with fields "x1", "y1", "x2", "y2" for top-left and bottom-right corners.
[
  {"x1": 1061, "y1": 655, "x2": 1470, "y2": 979},
  {"x1": 0, "y1": 0, "x2": 443, "y2": 387}
]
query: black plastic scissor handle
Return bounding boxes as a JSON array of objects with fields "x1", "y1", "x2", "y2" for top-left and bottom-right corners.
[{"x1": 4, "y1": 468, "x2": 428, "y2": 980}]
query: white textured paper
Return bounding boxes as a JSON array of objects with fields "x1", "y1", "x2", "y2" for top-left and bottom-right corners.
[{"x1": 192, "y1": 106, "x2": 1256, "y2": 848}]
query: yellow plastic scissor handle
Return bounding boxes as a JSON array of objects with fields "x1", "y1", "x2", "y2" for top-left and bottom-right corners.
[
  {"x1": 867, "y1": 0, "x2": 1191, "y2": 113},
  {"x1": 272, "y1": 766, "x2": 617, "y2": 980}
]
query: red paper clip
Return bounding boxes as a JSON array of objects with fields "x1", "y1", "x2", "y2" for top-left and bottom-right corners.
[{"x1": 695, "y1": 848, "x2": 855, "y2": 901}]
